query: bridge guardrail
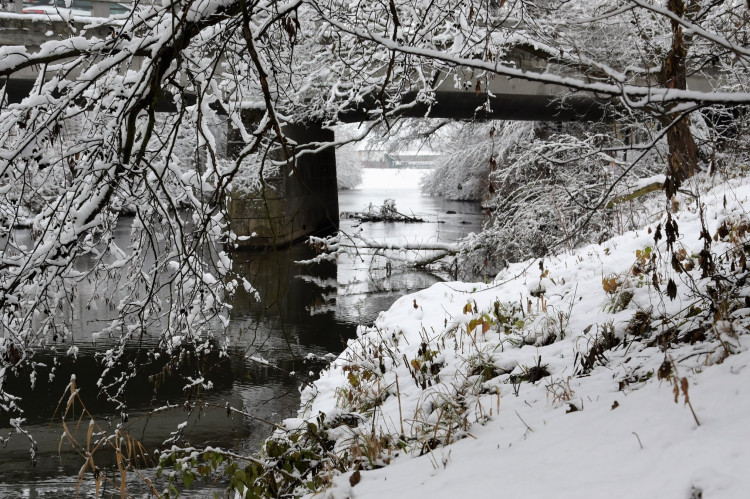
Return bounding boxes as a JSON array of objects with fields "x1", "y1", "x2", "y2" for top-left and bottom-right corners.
[{"x1": 9, "y1": 0, "x2": 132, "y2": 18}]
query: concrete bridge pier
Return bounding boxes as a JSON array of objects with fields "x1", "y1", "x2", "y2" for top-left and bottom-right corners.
[{"x1": 226, "y1": 112, "x2": 339, "y2": 249}]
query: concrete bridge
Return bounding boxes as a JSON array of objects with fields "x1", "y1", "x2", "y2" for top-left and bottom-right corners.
[{"x1": 0, "y1": 10, "x2": 706, "y2": 248}]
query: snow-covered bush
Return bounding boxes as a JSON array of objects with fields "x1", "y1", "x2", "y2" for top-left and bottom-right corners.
[{"x1": 420, "y1": 121, "x2": 507, "y2": 202}]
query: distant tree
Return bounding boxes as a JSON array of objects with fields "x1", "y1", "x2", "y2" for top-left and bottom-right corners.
[
  {"x1": 335, "y1": 143, "x2": 363, "y2": 189},
  {"x1": 333, "y1": 124, "x2": 366, "y2": 189},
  {"x1": 421, "y1": 118, "x2": 666, "y2": 277}
]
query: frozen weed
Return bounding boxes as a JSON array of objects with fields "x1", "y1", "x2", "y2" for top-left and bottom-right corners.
[
  {"x1": 545, "y1": 376, "x2": 576, "y2": 408},
  {"x1": 627, "y1": 309, "x2": 655, "y2": 337},
  {"x1": 576, "y1": 322, "x2": 620, "y2": 374},
  {"x1": 55, "y1": 377, "x2": 159, "y2": 498},
  {"x1": 346, "y1": 430, "x2": 396, "y2": 469},
  {"x1": 510, "y1": 355, "x2": 551, "y2": 384}
]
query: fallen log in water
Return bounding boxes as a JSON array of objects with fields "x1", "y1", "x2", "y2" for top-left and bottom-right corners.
[{"x1": 341, "y1": 199, "x2": 425, "y2": 223}]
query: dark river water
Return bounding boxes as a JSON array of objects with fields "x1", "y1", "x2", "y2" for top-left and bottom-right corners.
[{"x1": 0, "y1": 169, "x2": 483, "y2": 497}]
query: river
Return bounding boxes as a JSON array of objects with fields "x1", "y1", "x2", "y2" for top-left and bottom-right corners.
[{"x1": 0, "y1": 168, "x2": 484, "y2": 497}]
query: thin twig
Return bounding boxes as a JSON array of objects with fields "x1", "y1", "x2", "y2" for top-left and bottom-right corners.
[
  {"x1": 514, "y1": 410, "x2": 533, "y2": 432},
  {"x1": 395, "y1": 375, "x2": 405, "y2": 436},
  {"x1": 632, "y1": 431, "x2": 644, "y2": 449}
]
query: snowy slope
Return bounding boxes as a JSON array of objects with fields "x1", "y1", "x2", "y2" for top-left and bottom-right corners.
[
  {"x1": 285, "y1": 174, "x2": 750, "y2": 499},
  {"x1": 321, "y1": 349, "x2": 750, "y2": 498}
]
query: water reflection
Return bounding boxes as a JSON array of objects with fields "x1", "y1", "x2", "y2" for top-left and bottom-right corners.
[{"x1": 334, "y1": 169, "x2": 484, "y2": 322}]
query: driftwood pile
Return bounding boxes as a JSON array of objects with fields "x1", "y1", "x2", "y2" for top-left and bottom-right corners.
[{"x1": 341, "y1": 199, "x2": 425, "y2": 223}]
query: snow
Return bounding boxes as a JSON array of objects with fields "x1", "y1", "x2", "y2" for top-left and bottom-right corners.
[
  {"x1": 290, "y1": 174, "x2": 750, "y2": 498},
  {"x1": 1, "y1": 0, "x2": 750, "y2": 494},
  {"x1": 323, "y1": 352, "x2": 750, "y2": 498}
]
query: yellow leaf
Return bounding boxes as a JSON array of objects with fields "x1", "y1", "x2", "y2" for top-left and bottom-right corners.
[{"x1": 602, "y1": 276, "x2": 619, "y2": 294}]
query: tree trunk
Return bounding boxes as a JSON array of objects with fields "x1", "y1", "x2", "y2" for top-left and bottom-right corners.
[{"x1": 660, "y1": 0, "x2": 699, "y2": 194}]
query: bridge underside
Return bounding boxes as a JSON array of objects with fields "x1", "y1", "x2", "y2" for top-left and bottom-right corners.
[
  {"x1": 4, "y1": 84, "x2": 603, "y2": 124},
  {"x1": 226, "y1": 91, "x2": 604, "y2": 249},
  {"x1": 340, "y1": 91, "x2": 605, "y2": 122}
]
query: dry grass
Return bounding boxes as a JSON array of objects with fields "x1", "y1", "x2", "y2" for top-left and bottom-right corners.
[{"x1": 56, "y1": 377, "x2": 158, "y2": 498}]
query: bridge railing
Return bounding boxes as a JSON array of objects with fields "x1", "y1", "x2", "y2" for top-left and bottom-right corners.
[{"x1": 11, "y1": 0, "x2": 131, "y2": 17}]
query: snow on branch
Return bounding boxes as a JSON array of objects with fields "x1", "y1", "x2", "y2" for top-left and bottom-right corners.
[
  {"x1": 298, "y1": 232, "x2": 461, "y2": 268},
  {"x1": 0, "y1": 0, "x2": 748, "y2": 459}
]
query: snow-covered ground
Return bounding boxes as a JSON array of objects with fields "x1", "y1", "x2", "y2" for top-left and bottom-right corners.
[{"x1": 279, "y1": 174, "x2": 750, "y2": 498}]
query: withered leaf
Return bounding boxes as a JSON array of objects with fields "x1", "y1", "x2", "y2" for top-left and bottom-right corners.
[
  {"x1": 349, "y1": 470, "x2": 361, "y2": 487},
  {"x1": 666, "y1": 278, "x2": 677, "y2": 300}
]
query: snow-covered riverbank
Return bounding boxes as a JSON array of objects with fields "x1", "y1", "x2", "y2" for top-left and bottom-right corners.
[{"x1": 278, "y1": 173, "x2": 750, "y2": 498}]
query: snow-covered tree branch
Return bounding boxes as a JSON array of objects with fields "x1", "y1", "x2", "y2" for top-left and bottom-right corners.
[{"x1": 1, "y1": 0, "x2": 749, "y2": 466}]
